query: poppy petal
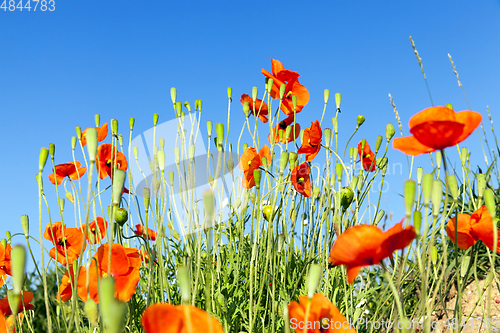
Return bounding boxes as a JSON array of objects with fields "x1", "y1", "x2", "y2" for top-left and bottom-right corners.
[
  {"x1": 393, "y1": 136, "x2": 435, "y2": 156},
  {"x1": 455, "y1": 111, "x2": 483, "y2": 143}
]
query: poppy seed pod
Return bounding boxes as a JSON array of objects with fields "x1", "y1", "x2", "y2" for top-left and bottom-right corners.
[
  {"x1": 170, "y1": 87, "x2": 177, "y2": 105},
  {"x1": 39, "y1": 148, "x2": 49, "y2": 173},
  {"x1": 356, "y1": 115, "x2": 365, "y2": 127},
  {"x1": 86, "y1": 128, "x2": 98, "y2": 162},
  {"x1": 115, "y1": 208, "x2": 128, "y2": 226},
  {"x1": 386, "y1": 123, "x2": 395, "y2": 141}
]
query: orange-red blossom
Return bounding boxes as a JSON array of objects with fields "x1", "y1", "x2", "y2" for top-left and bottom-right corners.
[
  {"x1": 241, "y1": 94, "x2": 269, "y2": 123},
  {"x1": 288, "y1": 293, "x2": 357, "y2": 332},
  {"x1": 358, "y1": 140, "x2": 376, "y2": 172},
  {"x1": 44, "y1": 222, "x2": 86, "y2": 266},
  {"x1": 291, "y1": 162, "x2": 311, "y2": 197},
  {"x1": 141, "y1": 303, "x2": 224, "y2": 333},
  {"x1": 329, "y1": 220, "x2": 416, "y2": 284},
  {"x1": 297, "y1": 120, "x2": 322, "y2": 162},
  {"x1": 48, "y1": 161, "x2": 87, "y2": 185},
  {"x1": 80, "y1": 123, "x2": 108, "y2": 147},
  {"x1": 393, "y1": 106, "x2": 482, "y2": 156},
  {"x1": 238, "y1": 145, "x2": 271, "y2": 189},
  {"x1": 447, "y1": 205, "x2": 499, "y2": 253}
]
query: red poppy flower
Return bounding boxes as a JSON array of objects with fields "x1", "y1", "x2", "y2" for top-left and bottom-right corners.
[
  {"x1": 447, "y1": 205, "x2": 499, "y2": 253},
  {"x1": 43, "y1": 222, "x2": 86, "y2": 266},
  {"x1": 141, "y1": 303, "x2": 224, "y2": 333},
  {"x1": 80, "y1": 217, "x2": 108, "y2": 244},
  {"x1": 81, "y1": 123, "x2": 109, "y2": 147},
  {"x1": 288, "y1": 293, "x2": 357, "y2": 333},
  {"x1": 0, "y1": 291, "x2": 34, "y2": 316},
  {"x1": 329, "y1": 220, "x2": 416, "y2": 284},
  {"x1": 357, "y1": 141, "x2": 376, "y2": 172},
  {"x1": 262, "y1": 59, "x2": 309, "y2": 116},
  {"x1": 241, "y1": 94, "x2": 269, "y2": 123},
  {"x1": 134, "y1": 224, "x2": 157, "y2": 241},
  {"x1": 268, "y1": 115, "x2": 301, "y2": 144},
  {"x1": 291, "y1": 162, "x2": 311, "y2": 197},
  {"x1": 48, "y1": 161, "x2": 87, "y2": 185},
  {"x1": 238, "y1": 145, "x2": 271, "y2": 189},
  {"x1": 78, "y1": 243, "x2": 140, "y2": 303},
  {"x1": 58, "y1": 266, "x2": 87, "y2": 302},
  {"x1": 297, "y1": 120, "x2": 322, "y2": 162},
  {"x1": 393, "y1": 106, "x2": 482, "y2": 156},
  {"x1": 0, "y1": 243, "x2": 11, "y2": 288},
  {"x1": 96, "y1": 144, "x2": 128, "y2": 180}
]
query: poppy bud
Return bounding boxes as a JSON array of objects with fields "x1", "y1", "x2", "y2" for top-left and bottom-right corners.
[
  {"x1": 332, "y1": 117, "x2": 338, "y2": 134},
  {"x1": 71, "y1": 136, "x2": 77, "y2": 150},
  {"x1": 386, "y1": 123, "x2": 395, "y2": 141},
  {"x1": 477, "y1": 174, "x2": 486, "y2": 204},
  {"x1": 251, "y1": 86, "x2": 258, "y2": 103},
  {"x1": 253, "y1": 169, "x2": 262, "y2": 189},
  {"x1": 174, "y1": 147, "x2": 180, "y2": 164},
  {"x1": 324, "y1": 128, "x2": 331, "y2": 148},
  {"x1": 280, "y1": 84, "x2": 286, "y2": 99},
  {"x1": 133, "y1": 146, "x2": 139, "y2": 161},
  {"x1": 484, "y1": 189, "x2": 496, "y2": 218},
  {"x1": 177, "y1": 265, "x2": 191, "y2": 302},
  {"x1": 288, "y1": 152, "x2": 297, "y2": 170},
  {"x1": 170, "y1": 87, "x2": 177, "y2": 105},
  {"x1": 431, "y1": 245, "x2": 437, "y2": 265},
  {"x1": 227, "y1": 157, "x2": 234, "y2": 174},
  {"x1": 404, "y1": 180, "x2": 416, "y2": 218},
  {"x1": 185, "y1": 102, "x2": 192, "y2": 114},
  {"x1": 375, "y1": 210, "x2": 385, "y2": 224},
  {"x1": 445, "y1": 103, "x2": 453, "y2": 110},
  {"x1": 262, "y1": 206, "x2": 273, "y2": 221},
  {"x1": 226, "y1": 87, "x2": 232, "y2": 100},
  {"x1": 118, "y1": 134, "x2": 124, "y2": 147},
  {"x1": 435, "y1": 151, "x2": 442, "y2": 170},
  {"x1": 11, "y1": 246, "x2": 26, "y2": 294},
  {"x1": 59, "y1": 198, "x2": 65, "y2": 212},
  {"x1": 156, "y1": 150, "x2": 165, "y2": 172},
  {"x1": 76, "y1": 126, "x2": 82, "y2": 140},
  {"x1": 285, "y1": 126, "x2": 292, "y2": 142},
  {"x1": 460, "y1": 256, "x2": 470, "y2": 278},
  {"x1": 277, "y1": 234, "x2": 285, "y2": 254},
  {"x1": 460, "y1": 147, "x2": 468, "y2": 165},
  {"x1": 334, "y1": 92, "x2": 341, "y2": 111},
  {"x1": 307, "y1": 264, "x2": 322, "y2": 299},
  {"x1": 188, "y1": 145, "x2": 195, "y2": 160},
  {"x1": 375, "y1": 135, "x2": 383, "y2": 152},
  {"x1": 422, "y1": 174, "x2": 433, "y2": 207},
  {"x1": 143, "y1": 188, "x2": 151, "y2": 212},
  {"x1": 413, "y1": 210, "x2": 421, "y2": 236},
  {"x1": 292, "y1": 95, "x2": 297, "y2": 112},
  {"x1": 84, "y1": 299, "x2": 98, "y2": 327},
  {"x1": 242, "y1": 101, "x2": 250, "y2": 117},
  {"x1": 242, "y1": 143, "x2": 248, "y2": 152},
  {"x1": 416, "y1": 167, "x2": 423, "y2": 185},
  {"x1": 152, "y1": 113, "x2": 159, "y2": 127},
  {"x1": 111, "y1": 119, "x2": 118, "y2": 136},
  {"x1": 130, "y1": 117, "x2": 135, "y2": 131},
  {"x1": 175, "y1": 101, "x2": 182, "y2": 117},
  {"x1": 431, "y1": 180, "x2": 442, "y2": 218},
  {"x1": 206, "y1": 121, "x2": 213, "y2": 137},
  {"x1": 49, "y1": 143, "x2": 55, "y2": 159},
  {"x1": 94, "y1": 114, "x2": 100, "y2": 127},
  {"x1": 216, "y1": 123, "x2": 224, "y2": 151},
  {"x1": 356, "y1": 115, "x2": 365, "y2": 127},
  {"x1": 168, "y1": 171, "x2": 174, "y2": 187},
  {"x1": 324, "y1": 89, "x2": 330, "y2": 104},
  {"x1": 446, "y1": 175, "x2": 459, "y2": 201},
  {"x1": 278, "y1": 129, "x2": 284, "y2": 142},
  {"x1": 5, "y1": 231, "x2": 10, "y2": 242},
  {"x1": 86, "y1": 128, "x2": 98, "y2": 162},
  {"x1": 290, "y1": 209, "x2": 297, "y2": 222},
  {"x1": 112, "y1": 170, "x2": 126, "y2": 206},
  {"x1": 313, "y1": 187, "x2": 321, "y2": 200},
  {"x1": 39, "y1": 148, "x2": 49, "y2": 173},
  {"x1": 266, "y1": 78, "x2": 274, "y2": 94},
  {"x1": 351, "y1": 176, "x2": 359, "y2": 192},
  {"x1": 279, "y1": 152, "x2": 289, "y2": 175},
  {"x1": 7, "y1": 291, "x2": 20, "y2": 318},
  {"x1": 357, "y1": 171, "x2": 363, "y2": 192},
  {"x1": 172, "y1": 230, "x2": 180, "y2": 241},
  {"x1": 21, "y1": 215, "x2": 29, "y2": 237},
  {"x1": 261, "y1": 156, "x2": 267, "y2": 169},
  {"x1": 340, "y1": 187, "x2": 354, "y2": 212},
  {"x1": 336, "y1": 164, "x2": 343, "y2": 183}
]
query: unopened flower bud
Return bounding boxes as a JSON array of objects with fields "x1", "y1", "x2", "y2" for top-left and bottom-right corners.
[
  {"x1": 11, "y1": 246, "x2": 26, "y2": 294},
  {"x1": 307, "y1": 264, "x2": 322, "y2": 299},
  {"x1": 49, "y1": 143, "x2": 55, "y2": 159},
  {"x1": 414, "y1": 210, "x2": 421, "y2": 236},
  {"x1": 340, "y1": 187, "x2": 354, "y2": 211},
  {"x1": 375, "y1": 135, "x2": 383, "y2": 152},
  {"x1": 386, "y1": 123, "x2": 395, "y2": 141},
  {"x1": 111, "y1": 119, "x2": 118, "y2": 136},
  {"x1": 175, "y1": 101, "x2": 182, "y2": 117},
  {"x1": 112, "y1": 170, "x2": 126, "y2": 206},
  {"x1": 324, "y1": 128, "x2": 331, "y2": 148},
  {"x1": 21, "y1": 215, "x2": 29, "y2": 237},
  {"x1": 280, "y1": 84, "x2": 286, "y2": 99},
  {"x1": 153, "y1": 113, "x2": 159, "y2": 126},
  {"x1": 170, "y1": 87, "x2": 177, "y2": 105},
  {"x1": 86, "y1": 128, "x2": 98, "y2": 162},
  {"x1": 130, "y1": 118, "x2": 135, "y2": 131},
  {"x1": 39, "y1": 148, "x2": 49, "y2": 173},
  {"x1": 252, "y1": 86, "x2": 258, "y2": 102},
  {"x1": 324, "y1": 89, "x2": 330, "y2": 104},
  {"x1": 332, "y1": 117, "x2": 338, "y2": 134},
  {"x1": 335, "y1": 92, "x2": 341, "y2": 111},
  {"x1": 404, "y1": 180, "x2": 416, "y2": 218},
  {"x1": 356, "y1": 115, "x2": 365, "y2": 127},
  {"x1": 446, "y1": 175, "x2": 459, "y2": 201},
  {"x1": 253, "y1": 169, "x2": 262, "y2": 189}
]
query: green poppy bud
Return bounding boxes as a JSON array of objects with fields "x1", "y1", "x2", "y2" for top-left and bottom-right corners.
[
  {"x1": 39, "y1": 148, "x2": 49, "y2": 173},
  {"x1": 175, "y1": 101, "x2": 182, "y2": 117},
  {"x1": 446, "y1": 175, "x2": 459, "y2": 201},
  {"x1": 307, "y1": 264, "x2": 322, "y2": 299},
  {"x1": 445, "y1": 103, "x2": 453, "y2": 110},
  {"x1": 49, "y1": 143, "x2": 55, "y2": 159},
  {"x1": 332, "y1": 117, "x2": 338, "y2": 134},
  {"x1": 168, "y1": 171, "x2": 174, "y2": 186},
  {"x1": 111, "y1": 119, "x2": 118, "y2": 136},
  {"x1": 253, "y1": 169, "x2": 262, "y2": 189},
  {"x1": 86, "y1": 128, "x2": 98, "y2": 162},
  {"x1": 386, "y1": 123, "x2": 395, "y2": 141},
  {"x1": 375, "y1": 135, "x2": 383, "y2": 152},
  {"x1": 216, "y1": 123, "x2": 224, "y2": 151},
  {"x1": 76, "y1": 126, "x2": 82, "y2": 140},
  {"x1": 143, "y1": 188, "x2": 151, "y2": 212},
  {"x1": 153, "y1": 113, "x2": 159, "y2": 126},
  {"x1": 335, "y1": 92, "x2": 341, "y2": 111},
  {"x1": 133, "y1": 146, "x2": 139, "y2": 160},
  {"x1": 172, "y1": 230, "x2": 180, "y2": 241},
  {"x1": 340, "y1": 187, "x2": 354, "y2": 211},
  {"x1": 11, "y1": 246, "x2": 26, "y2": 294},
  {"x1": 280, "y1": 84, "x2": 286, "y2": 99},
  {"x1": 263, "y1": 206, "x2": 273, "y2": 221},
  {"x1": 279, "y1": 152, "x2": 289, "y2": 175},
  {"x1": 267, "y1": 79, "x2": 274, "y2": 93},
  {"x1": 422, "y1": 174, "x2": 433, "y2": 207},
  {"x1": 375, "y1": 210, "x2": 385, "y2": 224},
  {"x1": 188, "y1": 145, "x2": 195, "y2": 160},
  {"x1": 324, "y1": 89, "x2": 330, "y2": 104},
  {"x1": 460, "y1": 147, "x2": 468, "y2": 165},
  {"x1": 112, "y1": 170, "x2": 126, "y2": 206},
  {"x1": 356, "y1": 115, "x2": 365, "y2": 127},
  {"x1": 435, "y1": 150, "x2": 442, "y2": 169},
  {"x1": 21, "y1": 215, "x2": 29, "y2": 237},
  {"x1": 95, "y1": 114, "x2": 100, "y2": 127},
  {"x1": 336, "y1": 164, "x2": 343, "y2": 183},
  {"x1": 416, "y1": 167, "x2": 423, "y2": 185},
  {"x1": 242, "y1": 101, "x2": 250, "y2": 117},
  {"x1": 431, "y1": 245, "x2": 437, "y2": 265},
  {"x1": 130, "y1": 117, "x2": 135, "y2": 131},
  {"x1": 460, "y1": 256, "x2": 470, "y2": 278},
  {"x1": 484, "y1": 189, "x2": 496, "y2": 218},
  {"x1": 59, "y1": 198, "x2": 65, "y2": 212},
  {"x1": 404, "y1": 180, "x2": 416, "y2": 218},
  {"x1": 84, "y1": 300, "x2": 98, "y2": 327},
  {"x1": 292, "y1": 95, "x2": 297, "y2": 112},
  {"x1": 413, "y1": 210, "x2": 421, "y2": 236},
  {"x1": 206, "y1": 121, "x2": 213, "y2": 137},
  {"x1": 252, "y1": 86, "x2": 258, "y2": 103},
  {"x1": 431, "y1": 180, "x2": 442, "y2": 218},
  {"x1": 227, "y1": 87, "x2": 232, "y2": 100},
  {"x1": 313, "y1": 187, "x2": 321, "y2": 200},
  {"x1": 242, "y1": 143, "x2": 248, "y2": 152},
  {"x1": 7, "y1": 291, "x2": 20, "y2": 318},
  {"x1": 170, "y1": 87, "x2": 177, "y2": 105},
  {"x1": 100, "y1": 278, "x2": 127, "y2": 333},
  {"x1": 184, "y1": 101, "x2": 191, "y2": 113},
  {"x1": 177, "y1": 265, "x2": 191, "y2": 302},
  {"x1": 71, "y1": 136, "x2": 77, "y2": 150},
  {"x1": 174, "y1": 147, "x2": 180, "y2": 164},
  {"x1": 324, "y1": 128, "x2": 331, "y2": 148}
]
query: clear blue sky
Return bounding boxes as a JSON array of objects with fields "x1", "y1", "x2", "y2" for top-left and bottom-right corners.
[{"x1": 1, "y1": 1, "x2": 499, "y2": 271}]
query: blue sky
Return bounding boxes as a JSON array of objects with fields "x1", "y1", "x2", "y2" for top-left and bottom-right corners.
[{"x1": 1, "y1": 1, "x2": 499, "y2": 271}]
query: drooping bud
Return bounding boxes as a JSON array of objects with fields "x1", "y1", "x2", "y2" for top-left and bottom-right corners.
[
  {"x1": 356, "y1": 115, "x2": 365, "y2": 127},
  {"x1": 386, "y1": 123, "x2": 395, "y2": 141}
]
